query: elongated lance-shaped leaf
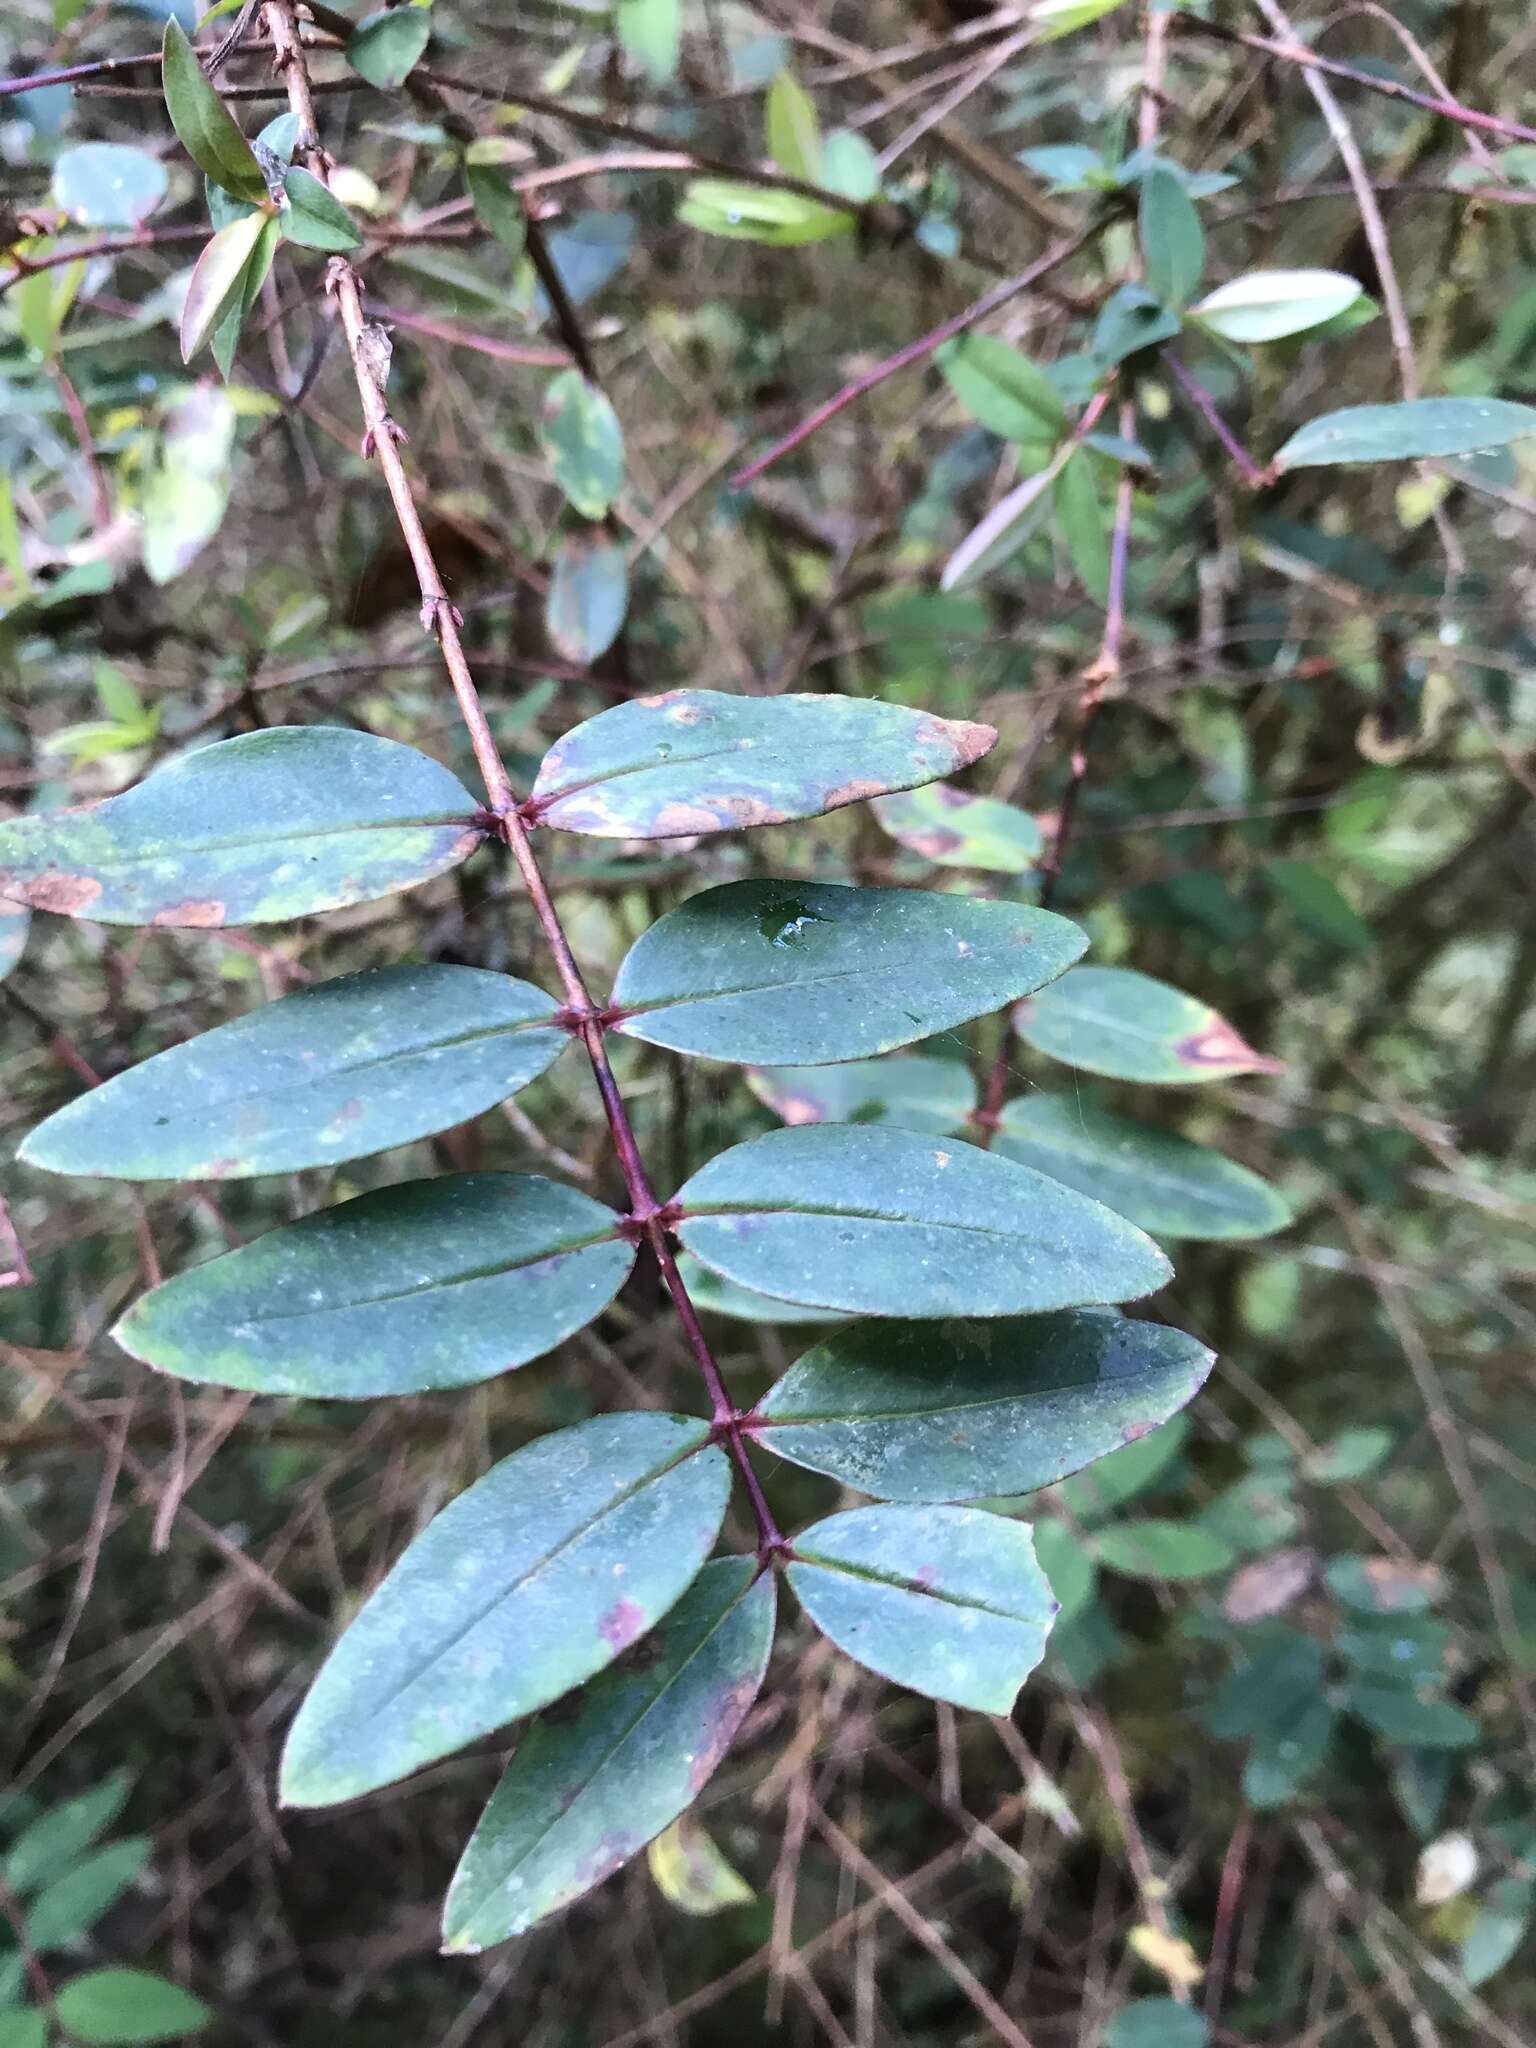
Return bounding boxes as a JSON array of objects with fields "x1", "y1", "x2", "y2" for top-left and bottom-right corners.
[
  {"x1": 752, "y1": 1311, "x2": 1214, "y2": 1502},
  {"x1": 0, "y1": 727, "x2": 482, "y2": 927},
  {"x1": 1014, "y1": 966, "x2": 1281, "y2": 1084},
  {"x1": 1273, "y1": 396, "x2": 1536, "y2": 470},
  {"x1": 115, "y1": 1175, "x2": 635, "y2": 1399},
  {"x1": 180, "y1": 211, "x2": 267, "y2": 361},
  {"x1": 442, "y1": 1559, "x2": 774, "y2": 1951},
  {"x1": 527, "y1": 690, "x2": 994, "y2": 839},
  {"x1": 788, "y1": 1505, "x2": 1056, "y2": 1712},
  {"x1": 674, "y1": 1125, "x2": 1170, "y2": 1317},
  {"x1": 870, "y1": 781, "x2": 1043, "y2": 873},
  {"x1": 995, "y1": 1095, "x2": 1292, "y2": 1241},
  {"x1": 612, "y1": 881, "x2": 1084, "y2": 1065},
  {"x1": 747, "y1": 1055, "x2": 976, "y2": 1136},
  {"x1": 280, "y1": 1414, "x2": 731, "y2": 1806},
  {"x1": 22, "y1": 966, "x2": 566, "y2": 1181},
  {"x1": 161, "y1": 19, "x2": 267, "y2": 202}
]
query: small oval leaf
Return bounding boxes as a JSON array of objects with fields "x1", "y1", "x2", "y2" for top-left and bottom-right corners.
[
  {"x1": 114, "y1": 1175, "x2": 635, "y2": 1398},
  {"x1": 547, "y1": 535, "x2": 628, "y2": 665},
  {"x1": 53, "y1": 1970, "x2": 211, "y2": 2046},
  {"x1": 788, "y1": 1505, "x2": 1056, "y2": 1712},
  {"x1": 1014, "y1": 966, "x2": 1281, "y2": 1084},
  {"x1": 161, "y1": 18, "x2": 266, "y2": 202},
  {"x1": 871, "y1": 781, "x2": 1042, "y2": 872},
  {"x1": 280, "y1": 1413, "x2": 731, "y2": 1806},
  {"x1": 53, "y1": 143, "x2": 168, "y2": 229},
  {"x1": 347, "y1": 5, "x2": 432, "y2": 90},
  {"x1": 529, "y1": 691, "x2": 995, "y2": 839},
  {"x1": 539, "y1": 370, "x2": 625, "y2": 520},
  {"x1": 280, "y1": 164, "x2": 362, "y2": 252}
]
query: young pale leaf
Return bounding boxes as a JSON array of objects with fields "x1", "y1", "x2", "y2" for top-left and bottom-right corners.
[
  {"x1": 115, "y1": 1175, "x2": 635, "y2": 1398},
  {"x1": 1192, "y1": 268, "x2": 1361, "y2": 343},
  {"x1": 820, "y1": 129, "x2": 880, "y2": 203},
  {"x1": 789, "y1": 1505, "x2": 1056, "y2": 1711},
  {"x1": 530, "y1": 691, "x2": 994, "y2": 839},
  {"x1": 1106, "y1": 2001, "x2": 1210, "y2": 2048},
  {"x1": 647, "y1": 1817, "x2": 755, "y2": 1916},
  {"x1": 539, "y1": 370, "x2": 625, "y2": 520},
  {"x1": 677, "y1": 180, "x2": 853, "y2": 245},
  {"x1": 161, "y1": 19, "x2": 266, "y2": 202},
  {"x1": 1092, "y1": 1520, "x2": 1235, "y2": 1581},
  {"x1": 996, "y1": 1095, "x2": 1292, "y2": 1241},
  {"x1": 280, "y1": 1414, "x2": 731, "y2": 1806},
  {"x1": 1459, "y1": 1878, "x2": 1534, "y2": 1987},
  {"x1": 1015, "y1": 966, "x2": 1281, "y2": 1084},
  {"x1": 1138, "y1": 167, "x2": 1204, "y2": 307},
  {"x1": 753, "y1": 1311, "x2": 1214, "y2": 1502},
  {"x1": 210, "y1": 213, "x2": 278, "y2": 379},
  {"x1": 53, "y1": 143, "x2": 167, "y2": 228},
  {"x1": 615, "y1": 0, "x2": 681, "y2": 83},
  {"x1": 611, "y1": 880, "x2": 1084, "y2": 1065},
  {"x1": 0, "y1": 727, "x2": 481, "y2": 927},
  {"x1": 747, "y1": 1055, "x2": 977, "y2": 1136},
  {"x1": 53, "y1": 1970, "x2": 211, "y2": 2045},
  {"x1": 938, "y1": 335, "x2": 1066, "y2": 446},
  {"x1": 547, "y1": 536, "x2": 628, "y2": 664},
  {"x1": 765, "y1": 71, "x2": 822, "y2": 182},
  {"x1": 871, "y1": 781, "x2": 1043, "y2": 872},
  {"x1": 441, "y1": 1559, "x2": 773, "y2": 1950},
  {"x1": 941, "y1": 449, "x2": 1065, "y2": 591},
  {"x1": 0, "y1": 898, "x2": 29, "y2": 984},
  {"x1": 347, "y1": 5, "x2": 431, "y2": 89},
  {"x1": 1273, "y1": 396, "x2": 1536, "y2": 470},
  {"x1": 1053, "y1": 449, "x2": 1111, "y2": 603},
  {"x1": 280, "y1": 165, "x2": 362, "y2": 251},
  {"x1": 22, "y1": 965, "x2": 565, "y2": 1181},
  {"x1": 674, "y1": 1124, "x2": 1171, "y2": 1316},
  {"x1": 179, "y1": 211, "x2": 268, "y2": 361},
  {"x1": 1030, "y1": 0, "x2": 1127, "y2": 40}
]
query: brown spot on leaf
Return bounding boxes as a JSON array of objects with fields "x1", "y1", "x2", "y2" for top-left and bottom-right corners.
[
  {"x1": 1361, "y1": 1557, "x2": 1444, "y2": 1612},
  {"x1": 905, "y1": 828, "x2": 966, "y2": 859},
  {"x1": 1176, "y1": 1019, "x2": 1283, "y2": 1076},
  {"x1": 150, "y1": 898, "x2": 227, "y2": 928},
  {"x1": 1224, "y1": 1547, "x2": 1319, "y2": 1624},
  {"x1": 822, "y1": 777, "x2": 889, "y2": 811},
  {"x1": 599, "y1": 1598, "x2": 646, "y2": 1650},
  {"x1": 6, "y1": 870, "x2": 103, "y2": 916},
  {"x1": 648, "y1": 799, "x2": 733, "y2": 836},
  {"x1": 916, "y1": 716, "x2": 995, "y2": 768},
  {"x1": 1121, "y1": 1417, "x2": 1158, "y2": 1444},
  {"x1": 689, "y1": 1675, "x2": 761, "y2": 1794}
]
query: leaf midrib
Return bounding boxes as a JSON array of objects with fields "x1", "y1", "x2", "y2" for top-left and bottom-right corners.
[{"x1": 791, "y1": 1547, "x2": 1049, "y2": 1626}]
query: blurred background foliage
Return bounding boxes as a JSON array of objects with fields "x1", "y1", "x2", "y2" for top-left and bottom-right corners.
[{"x1": 2, "y1": 1, "x2": 1535, "y2": 2043}]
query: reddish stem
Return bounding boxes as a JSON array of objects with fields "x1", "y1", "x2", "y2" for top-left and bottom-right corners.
[{"x1": 1165, "y1": 354, "x2": 1268, "y2": 490}]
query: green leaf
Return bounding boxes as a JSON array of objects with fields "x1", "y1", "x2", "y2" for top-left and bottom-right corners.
[
  {"x1": 441, "y1": 1559, "x2": 773, "y2": 1950},
  {"x1": 1060, "y1": 1414, "x2": 1189, "y2": 1520},
  {"x1": 820, "y1": 129, "x2": 880, "y2": 203},
  {"x1": 0, "y1": 727, "x2": 481, "y2": 928},
  {"x1": 1052, "y1": 449, "x2": 1111, "y2": 603},
  {"x1": 464, "y1": 145, "x2": 526, "y2": 258},
  {"x1": 1274, "y1": 397, "x2": 1536, "y2": 470},
  {"x1": 279, "y1": 165, "x2": 362, "y2": 252},
  {"x1": 675, "y1": 1124, "x2": 1170, "y2": 1316},
  {"x1": 540, "y1": 370, "x2": 625, "y2": 521},
  {"x1": 747, "y1": 1054, "x2": 977, "y2": 1136},
  {"x1": 995, "y1": 1095, "x2": 1292, "y2": 1241},
  {"x1": 675, "y1": 1253, "x2": 845, "y2": 1327},
  {"x1": 54, "y1": 1970, "x2": 211, "y2": 2044},
  {"x1": 677, "y1": 180, "x2": 853, "y2": 246},
  {"x1": 1243, "y1": 1696, "x2": 1334, "y2": 1808},
  {"x1": 1460, "y1": 1877, "x2": 1533, "y2": 1987},
  {"x1": 615, "y1": 0, "x2": 681, "y2": 84},
  {"x1": 1303, "y1": 1426, "x2": 1393, "y2": 1483},
  {"x1": 547, "y1": 536, "x2": 629, "y2": 665},
  {"x1": 1015, "y1": 966, "x2": 1282, "y2": 1084},
  {"x1": 1091, "y1": 283, "x2": 1180, "y2": 369},
  {"x1": 765, "y1": 71, "x2": 822, "y2": 183},
  {"x1": 26, "y1": 1838, "x2": 151, "y2": 1950},
  {"x1": 116, "y1": 1175, "x2": 635, "y2": 1398},
  {"x1": 53, "y1": 143, "x2": 167, "y2": 228},
  {"x1": 141, "y1": 385, "x2": 240, "y2": 577},
  {"x1": 788, "y1": 1505, "x2": 1055, "y2": 1711},
  {"x1": 1105, "y1": 2000, "x2": 1209, "y2": 2048},
  {"x1": 280, "y1": 1413, "x2": 731, "y2": 1806},
  {"x1": 611, "y1": 880, "x2": 1083, "y2": 1065},
  {"x1": 347, "y1": 5, "x2": 431, "y2": 90},
  {"x1": 1345, "y1": 1683, "x2": 1478, "y2": 1749},
  {"x1": 3, "y1": 1774, "x2": 131, "y2": 1895},
  {"x1": 1192, "y1": 268, "x2": 1362, "y2": 343},
  {"x1": 941, "y1": 448, "x2": 1064, "y2": 591},
  {"x1": 1030, "y1": 0, "x2": 1127, "y2": 41},
  {"x1": 1138, "y1": 167, "x2": 1204, "y2": 307},
  {"x1": 23, "y1": 965, "x2": 566, "y2": 1181},
  {"x1": 179, "y1": 211, "x2": 268, "y2": 362},
  {"x1": 871, "y1": 781, "x2": 1043, "y2": 873},
  {"x1": 531, "y1": 691, "x2": 994, "y2": 839},
  {"x1": 753, "y1": 1311, "x2": 1213, "y2": 1502},
  {"x1": 938, "y1": 335, "x2": 1066, "y2": 446},
  {"x1": 160, "y1": 19, "x2": 266, "y2": 203},
  {"x1": 0, "y1": 899, "x2": 29, "y2": 986},
  {"x1": 1091, "y1": 1520, "x2": 1235, "y2": 1581},
  {"x1": 1031, "y1": 1518, "x2": 1096, "y2": 1623},
  {"x1": 0, "y1": 2015, "x2": 44, "y2": 2048}
]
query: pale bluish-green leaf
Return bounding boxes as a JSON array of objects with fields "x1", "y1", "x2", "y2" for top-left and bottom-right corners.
[
  {"x1": 747, "y1": 1054, "x2": 976, "y2": 1135},
  {"x1": 676, "y1": 1252, "x2": 845, "y2": 1326},
  {"x1": 347, "y1": 5, "x2": 431, "y2": 90},
  {"x1": 675, "y1": 1124, "x2": 1170, "y2": 1316},
  {"x1": 115, "y1": 1175, "x2": 634, "y2": 1398},
  {"x1": 0, "y1": 2014, "x2": 43, "y2": 2048},
  {"x1": 441, "y1": 1560, "x2": 773, "y2": 1950},
  {"x1": 531, "y1": 691, "x2": 994, "y2": 839},
  {"x1": 1105, "y1": 2001, "x2": 1210, "y2": 2048},
  {"x1": 1274, "y1": 397, "x2": 1536, "y2": 470},
  {"x1": 1138, "y1": 166, "x2": 1204, "y2": 307},
  {"x1": 0, "y1": 728, "x2": 481, "y2": 927},
  {"x1": 280, "y1": 1414, "x2": 731, "y2": 1806},
  {"x1": 871, "y1": 780, "x2": 1043, "y2": 873},
  {"x1": 547, "y1": 536, "x2": 628, "y2": 664},
  {"x1": 1053, "y1": 448, "x2": 1111, "y2": 603},
  {"x1": 612, "y1": 880, "x2": 1083, "y2": 1064},
  {"x1": 995, "y1": 1095, "x2": 1292, "y2": 1241},
  {"x1": 54, "y1": 1970, "x2": 212, "y2": 2045},
  {"x1": 753, "y1": 1311, "x2": 1213, "y2": 1501},
  {"x1": 616, "y1": 0, "x2": 681, "y2": 83},
  {"x1": 53, "y1": 143, "x2": 167, "y2": 228},
  {"x1": 23, "y1": 965, "x2": 565, "y2": 1181},
  {"x1": 1015, "y1": 966, "x2": 1282, "y2": 1084},
  {"x1": 1345, "y1": 1683, "x2": 1478, "y2": 1749},
  {"x1": 1460, "y1": 1878, "x2": 1533, "y2": 1987},
  {"x1": 1192, "y1": 268, "x2": 1362, "y2": 343},
  {"x1": 161, "y1": 18, "x2": 266, "y2": 202},
  {"x1": 540, "y1": 370, "x2": 625, "y2": 521},
  {"x1": 820, "y1": 129, "x2": 880, "y2": 203},
  {"x1": 1032, "y1": 1518, "x2": 1096, "y2": 1623},
  {"x1": 789, "y1": 1505, "x2": 1055, "y2": 1711},
  {"x1": 0, "y1": 898, "x2": 28, "y2": 984}
]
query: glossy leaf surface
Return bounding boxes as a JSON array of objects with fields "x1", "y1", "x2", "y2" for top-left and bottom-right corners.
[
  {"x1": 754, "y1": 1311, "x2": 1214, "y2": 1501},
  {"x1": 613, "y1": 881, "x2": 1083, "y2": 1064},
  {"x1": 280, "y1": 166, "x2": 362, "y2": 251},
  {"x1": 1192, "y1": 268, "x2": 1361, "y2": 342},
  {"x1": 442, "y1": 1560, "x2": 773, "y2": 1950},
  {"x1": 995, "y1": 1095, "x2": 1291, "y2": 1240},
  {"x1": 0, "y1": 727, "x2": 481, "y2": 927},
  {"x1": 53, "y1": 143, "x2": 167, "y2": 228},
  {"x1": 1015, "y1": 966, "x2": 1281, "y2": 1083},
  {"x1": 280, "y1": 1414, "x2": 730, "y2": 1806},
  {"x1": 180, "y1": 211, "x2": 267, "y2": 361},
  {"x1": 675, "y1": 1125, "x2": 1170, "y2": 1316},
  {"x1": 115, "y1": 1175, "x2": 634, "y2": 1398},
  {"x1": 789, "y1": 1506, "x2": 1056, "y2": 1711},
  {"x1": 161, "y1": 19, "x2": 266, "y2": 202},
  {"x1": 529, "y1": 691, "x2": 994, "y2": 839},
  {"x1": 870, "y1": 781, "x2": 1042, "y2": 872},
  {"x1": 22, "y1": 965, "x2": 565, "y2": 1180},
  {"x1": 1274, "y1": 397, "x2": 1536, "y2": 470},
  {"x1": 746, "y1": 1054, "x2": 976, "y2": 1135}
]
